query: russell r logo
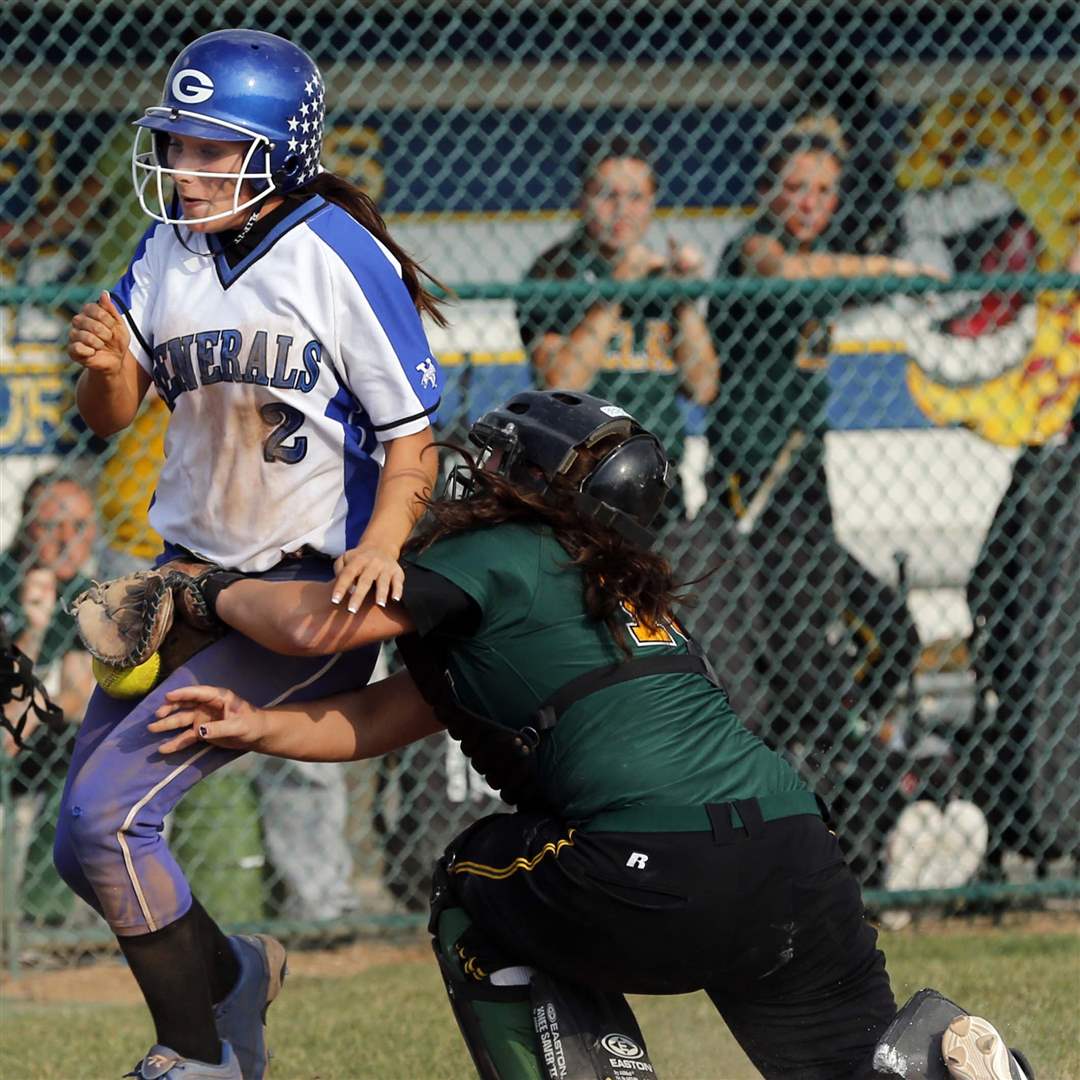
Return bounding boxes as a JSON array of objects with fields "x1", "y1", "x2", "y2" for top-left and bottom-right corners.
[
  {"x1": 626, "y1": 852, "x2": 649, "y2": 869},
  {"x1": 171, "y1": 68, "x2": 215, "y2": 104}
]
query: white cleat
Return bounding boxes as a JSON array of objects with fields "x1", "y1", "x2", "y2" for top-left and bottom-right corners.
[
  {"x1": 942, "y1": 1015, "x2": 1027, "y2": 1080},
  {"x1": 126, "y1": 1041, "x2": 242, "y2": 1079}
]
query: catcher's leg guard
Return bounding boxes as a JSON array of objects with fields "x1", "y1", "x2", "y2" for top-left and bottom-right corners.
[
  {"x1": 873, "y1": 990, "x2": 1032, "y2": 1080},
  {"x1": 530, "y1": 971, "x2": 657, "y2": 1080},
  {"x1": 429, "y1": 859, "x2": 658, "y2": 1080},
  {"x1": 430, "y1": 854, "x2": 541, "y2": 1080}
]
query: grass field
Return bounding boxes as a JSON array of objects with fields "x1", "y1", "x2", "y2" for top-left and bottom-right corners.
[{"x1": 2, "y1": 916, "x2": 1078, "y2": 1079}]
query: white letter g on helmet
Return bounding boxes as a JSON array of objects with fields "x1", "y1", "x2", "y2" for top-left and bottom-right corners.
[{"x1": 171, "y1": 68, "x2": 215, "y2": 104}]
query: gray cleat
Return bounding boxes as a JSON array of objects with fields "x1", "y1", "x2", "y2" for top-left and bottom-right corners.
[
  {"x1": 213, "y1": 934, "x2": 288, "y2": 1080},
  {"x1": 943, "y1": 1016, "x2": 1032, "y2": 1080},
  {"x1": 126, "y1": 1041, "x2": 241, "y2": 1079}
]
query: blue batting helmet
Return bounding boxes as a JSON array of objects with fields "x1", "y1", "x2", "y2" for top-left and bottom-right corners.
[{"x1": 132, "y1": 29, "x2": 325, "y2": 224}]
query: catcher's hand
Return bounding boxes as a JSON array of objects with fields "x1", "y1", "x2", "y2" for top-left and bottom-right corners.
[
  {"x1": 149, "y1": 685, "x2": 266, "y2": 754},
  {"x1": 71, "y1": 562, "x2": 240, "y2": 673},
  {"x1": 159, "y1": 559, "x2": 236, "y2": 632}
]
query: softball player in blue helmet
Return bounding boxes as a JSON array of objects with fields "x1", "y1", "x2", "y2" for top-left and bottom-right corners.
[{"x1": 60, "y1": 29, "x2": 443, "y2": 1080}]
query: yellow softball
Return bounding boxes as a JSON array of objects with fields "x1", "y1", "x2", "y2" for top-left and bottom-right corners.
[{"x1": 92, "y1": 653, "x2": 163, "y2": 700}]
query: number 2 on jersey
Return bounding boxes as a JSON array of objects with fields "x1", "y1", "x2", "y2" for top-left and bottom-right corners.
[{"x1": 260, "y1": 403, "x2": 308, "y2": 464}]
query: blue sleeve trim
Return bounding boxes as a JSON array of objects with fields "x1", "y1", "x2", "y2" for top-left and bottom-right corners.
[
  {"x1": 324, "y1": 383, "x2": 381, "y2": 547},
  {"x1": 306, "y1": 205, "x2": 440, "y2": 411},
  {"x1": 111, "y1": 221, "x2": 161, "y2": 311}
]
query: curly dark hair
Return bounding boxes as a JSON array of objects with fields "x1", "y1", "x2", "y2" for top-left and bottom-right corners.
[{"x1": 405, "y1": 447, "x2": 681, "y2": 652}]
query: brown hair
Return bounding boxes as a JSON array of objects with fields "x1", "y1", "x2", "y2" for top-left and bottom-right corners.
[
  {"x1": 405, "y1": 449, "x2": 681, "y2": 652},
  {"x1": 299, "y1": 173, "x2": 448, "y2": 327},
  {"x1": 578, "y1": 134, "x2": 657, "y2": 189}
]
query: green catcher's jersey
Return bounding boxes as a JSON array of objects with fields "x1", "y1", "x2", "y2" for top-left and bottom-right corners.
[{"x1": 407, "y1": 522, "x2": 806, "y2": 822}]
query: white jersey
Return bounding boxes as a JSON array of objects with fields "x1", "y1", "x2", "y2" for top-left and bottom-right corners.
[{"x1": 113, "y1": 196, "x2": 441, "y2": 572}]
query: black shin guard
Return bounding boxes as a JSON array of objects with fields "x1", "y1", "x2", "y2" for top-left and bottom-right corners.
[
  {"x1": 530, "y1": 973, "x2": 657, "y2": 1080},
  {"x1": 873, "y1": 989, "x2": 966, "y2": 1079},
  {"x1": 873, "y1": 990, "x2": 1031, "y2": 1080}
]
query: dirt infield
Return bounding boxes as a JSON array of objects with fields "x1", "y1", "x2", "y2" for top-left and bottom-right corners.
[
  {"x1": 1, "y1": 938, "x2": 431, "y2": 1006},
  {"x1": 2, "y1": 911, "x2": 1076, "y2": 1007}
]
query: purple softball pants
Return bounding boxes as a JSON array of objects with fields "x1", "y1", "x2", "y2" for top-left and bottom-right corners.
[{"x1": 53, "y1": 555, "x2": 376, "y2": 936}]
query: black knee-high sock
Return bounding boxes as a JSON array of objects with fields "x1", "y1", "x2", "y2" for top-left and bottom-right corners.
[
  {"x1": 187, "y1": 895, "x2": 241, "y2": 1006},
  {"x1": 118, "y1": 904, "x2": 222, "y2": 1064}
]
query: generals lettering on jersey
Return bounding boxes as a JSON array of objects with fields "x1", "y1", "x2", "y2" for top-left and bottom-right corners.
[
  {"x1": 112, "y1": 197, "x2": 442, "y2": 571},
  {"x1": 150, "y1": 329, "x2": 323, "y2": 406}
]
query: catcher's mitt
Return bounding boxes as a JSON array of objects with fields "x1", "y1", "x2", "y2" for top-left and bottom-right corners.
[
  {"x1": 71, "y1": 561, "x2": 242, "y2": 674},
  {"x1": 71, "y1": 569, "x2": 175, "y2": 668}
]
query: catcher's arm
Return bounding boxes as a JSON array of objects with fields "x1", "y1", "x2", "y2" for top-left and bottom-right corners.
[
  {"x1": 70, "y1": 565, "x2": 405, "y2": 668},
  {"x1": 214, "y1": 578, "x2": 413, "y2": 656},
  {"x1": 149, "y1": 669, "x2": 441, "y2": 759}
]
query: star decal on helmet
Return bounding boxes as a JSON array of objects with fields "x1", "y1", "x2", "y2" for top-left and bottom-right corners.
[{"x1": 290, "y1": 76, "x2": 324, "y2": 183}]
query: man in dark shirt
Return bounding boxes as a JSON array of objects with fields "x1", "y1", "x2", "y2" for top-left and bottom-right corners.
[{"x1": 1, "y1": 471, "x2": 96, "y2": 923}]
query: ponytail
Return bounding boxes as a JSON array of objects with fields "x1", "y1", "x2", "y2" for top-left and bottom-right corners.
[{"x1": 300, "y1": 173, "x2": 448, "y2": 327}]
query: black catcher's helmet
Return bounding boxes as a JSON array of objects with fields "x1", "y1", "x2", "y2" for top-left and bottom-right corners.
[{"x1": 464, "y1": 390, "x2": 670, "y2": 546}]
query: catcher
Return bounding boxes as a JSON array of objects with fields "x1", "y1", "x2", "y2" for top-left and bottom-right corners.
[{"x1": 124, "y1": 390, "x2": 1031, "y2": 1080}]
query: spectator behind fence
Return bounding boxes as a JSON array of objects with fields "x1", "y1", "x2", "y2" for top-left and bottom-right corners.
[
  {"x1": 784, "y1": 48, "x2": 906, "y2": 259},
  {"x1": 962, "y1": 224, "x2": 1080, "y2": 874},
  {"x1": 692, "y1": 130, "x2": 940, "y2": 884},
  {"x1": 0, "y1": 472, "x2": 97, "y2": 924},
  {"x1": 516, "y1": 135, "x2": 717, "y2": 521}
]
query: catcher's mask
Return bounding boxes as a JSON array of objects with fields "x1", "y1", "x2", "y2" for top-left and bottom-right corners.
[{"x1": 451, "y1": 390, "x2": 670, "y2": 546}]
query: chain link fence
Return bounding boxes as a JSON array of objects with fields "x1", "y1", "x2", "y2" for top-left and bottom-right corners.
[{"x1": 2, "y1": 1, "x2": 1078, "y2": 965}]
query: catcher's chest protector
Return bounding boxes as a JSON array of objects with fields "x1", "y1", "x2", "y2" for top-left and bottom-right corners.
[{"x1": 395, "y1": 631, "x2": 717, "y2": 809}]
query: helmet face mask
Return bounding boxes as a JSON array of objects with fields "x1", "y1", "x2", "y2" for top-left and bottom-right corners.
[
  {"x1": 446, "y1": 420, "x2": 525, "y2": 502},
  {"x1": 131, "y1": 29, "x2": 325, "y2": 226},
  {"x1": 132, "y1": 123, "x2": 276, "y2": 226},
  {"x1": 461, "y1": 391, "x2": 670, "y2": 545}
]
